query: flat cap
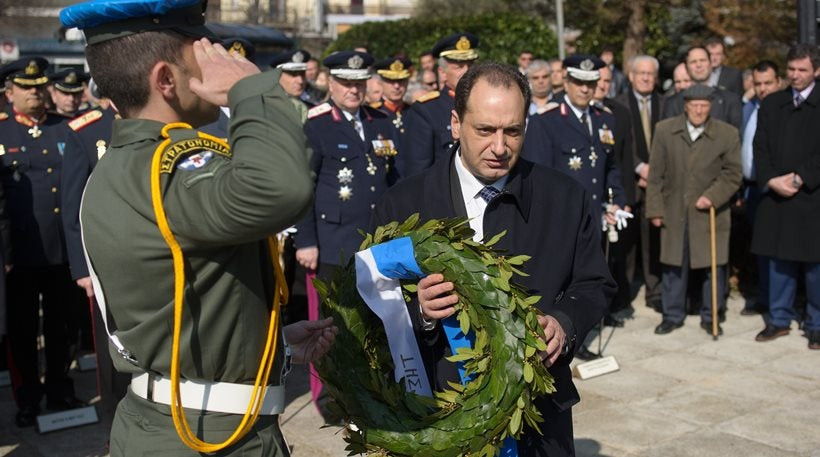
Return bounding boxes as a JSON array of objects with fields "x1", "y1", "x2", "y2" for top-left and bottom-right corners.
[
  {"x1": 682, "y1": 84, "x2": 715, "y2": 101},
  {"x1": 270, "y1": 49, "x2": 311, "y2": 71},
  {"x1": 60, "y1": 0, "x2": 217, "y2": 45},
  {"x1": 563, "y1": 54, "x2": 605, "y2": 82},
  {"x1": 323, "y1": 50, "x2": 373, "y2": 80},
  {"x1": 432, "y1": 32, "x2": 479, "y2": 61},
  {"x1": 374, "y1": 57, "x2": 411, "y2": 80},
  {"x1": 0, "y1": 57, "x2": 49, "y2": 86},
  {"x1": 50, "y1": 69, "x2": 90, "y2": 93}
]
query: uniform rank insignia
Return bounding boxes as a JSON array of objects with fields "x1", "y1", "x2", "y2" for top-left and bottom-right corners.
[
  {"x1": 589, "y1": 150, "x2": 598, "y2": 167},
  {"x1": 308, "y1": 103, "x2": 332, "y2": 119},
  {"x1": 178, "y1": 150, "x2": 214, "y2": 170},
  {"x1": 569, "y1": 156, "x2": 582, "y2": 170},
  {"x1": 393, "y1": 112, "x2": 403, "y2": 131},
  {"x1": 338, "y1": 185, "x2": 353, "y2": 201},
  {"x1": 599, "y1": 125, "x2": 615, "y2": 145},
  {"x1": 337, "y1": 167, "x2": 354, "y2": 184},
  {"x1": 96, "y1": 140, "x2": 107, "y2": 159},
  {"x1": 28, "y1": 125, "x2": 42, "y2": 138},
  {"x1": 371, "y1": 138, "x2": 397, "y2": 157},
  {"x1": 68, "y1": 109, "x2": 103, "y2": 131}
]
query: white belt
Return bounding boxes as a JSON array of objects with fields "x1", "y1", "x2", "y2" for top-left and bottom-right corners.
[{"x1": 131, "y1": 373, "x2": 285, "y2": 415}]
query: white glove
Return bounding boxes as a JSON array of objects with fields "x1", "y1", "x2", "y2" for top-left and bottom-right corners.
[{"x1": 614, "y1": 209, "x2": 634, "y2": 231}]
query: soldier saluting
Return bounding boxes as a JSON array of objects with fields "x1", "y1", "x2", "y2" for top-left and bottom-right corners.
[{"x1": 60, "y1": 0, "x2": 337, "y2": 454}]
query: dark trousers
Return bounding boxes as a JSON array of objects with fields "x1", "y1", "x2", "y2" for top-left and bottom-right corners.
[
  {"x1": 661, "y1": 227, "x2": 726, "y2": 324},
  {"x1": 5, "y1": 265, "x2": 76, "y2": 408},
  {"x1": 744, "y1": 182, "x2": 769, "y2": 310},
  {"x1": 637, "y1": 200, "x2": 662, "y2": 304},
  {"x1": 768, "y1": 259, "x2": 820, "y2": 331}
]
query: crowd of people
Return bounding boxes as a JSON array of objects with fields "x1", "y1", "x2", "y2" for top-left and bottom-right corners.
[{"x1": 0, "y1": 0, "x2": 818, "y2": 454}]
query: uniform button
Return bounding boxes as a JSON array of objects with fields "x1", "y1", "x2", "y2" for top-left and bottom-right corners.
[
  {"x1": 51, "y1": 187, "x2": 57, "y2": 193},
  {"x1": 12, "y1": 160, "x2": 18, "y2": 166},
  {"x1": 370, "y1": 186, "x2": 375, "y2": 192},
  {"x1": 42, "y1": 149, "x2": 48, "y2": 155},
  {"x1": 340, "y1": 157, "x2": 347, "y2": 162},
  {"x1": 370, "y1": 203, "x2": 375, "y2": 210},
  {"x1": 53, "y1": 207, "x2": 60, "y2": 214},
  {"x1": 46, "y1": 167, "x2": 53, "y2": 173},
  {"x1": 592, "y1": 195, "x2": 597, "y2": 200},
  {"x1": 320, "y1": 214, "x2": 326, "y2": 220},
  {"x1": 592, "y1": 178, "x2": 597, "y2": 184}
]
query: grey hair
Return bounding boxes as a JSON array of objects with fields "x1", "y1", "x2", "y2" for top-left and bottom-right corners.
[
  {"x1": 526, "y1": 59, "x2": 551, "y2": 77},
  {"x1": 630, "y1": 55, "x2": 659, "y2": 73}
]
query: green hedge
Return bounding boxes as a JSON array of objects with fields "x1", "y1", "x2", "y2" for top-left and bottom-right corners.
[{"x1": 326, "y1": 12, "x2": 558, "y2": 66}]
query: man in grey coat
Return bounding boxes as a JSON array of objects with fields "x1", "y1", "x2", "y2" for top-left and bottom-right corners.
[{"x1": 646, "y1": 84, "x2": 742, "y2": 335}]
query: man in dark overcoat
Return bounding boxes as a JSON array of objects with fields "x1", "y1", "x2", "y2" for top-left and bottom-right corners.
[
  {"x1": 372, "y1": 62, "x2": 614, "y2": 456},
  {"x1": 751, "y1": 43, "x2": 820, "y2": 350}
]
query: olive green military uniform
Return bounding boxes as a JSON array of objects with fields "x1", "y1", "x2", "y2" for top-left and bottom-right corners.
[{"x1": 81, "y1": 71, "x2": 312, "y2": 456}]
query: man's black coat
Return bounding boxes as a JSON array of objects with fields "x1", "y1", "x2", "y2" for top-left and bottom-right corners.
[{"x1": 371, "y1": 149, "x2": 615, "y2": 456}]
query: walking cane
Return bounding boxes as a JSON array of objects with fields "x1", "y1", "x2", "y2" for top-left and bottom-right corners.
[{"x1": 709, "y1": 206, "x2": 719, "y2": 341}]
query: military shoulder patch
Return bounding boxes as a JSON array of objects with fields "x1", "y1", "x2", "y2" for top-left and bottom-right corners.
[
  {"x1": 543, "y1": 102, "x2": 560, "y2": 113},
  {"x1": 160, "y1": 136, "x2": 232, "y2": 174},
  {"x1": 415, "y1": 90, "x2": 440, "y2": 103},
  {"x1": 308, "y1": 103, "x2": 332, "y2": 119},
  {"x1": 0, "y1": 112, "x2": 7, "y2": 121},
  {"x1": 68, "y1": 110, "x2": 103, "y2": 132}
]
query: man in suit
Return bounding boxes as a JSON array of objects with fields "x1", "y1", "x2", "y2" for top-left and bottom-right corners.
[
  {"x1": 615, "y1": 55, "x2": 665, "y2": 312},
  {"x1": 738, "y1": 60, "x2": 781, "y2": 316},
  {"x1": 647, "y1": 84, "x2": 742, "y2": 336},
  {"x1": 705, "y1": 37, "x2": 744, "y2": 97},
  {"x1": 294, "y1": 50, "x2": 398, "y2": 281},
  {"x1": 600, "y1": 48, "x2": 627, "y2": 98},
  {"x1": 372, "y1": 61, "x2": 613, "y2": 457},
  {"x1": 400, "y1": 32, "x2": 478, "y2": 179},
  {"x1": 526, "y1": 59, "x2": 553, "y2": 115},
  {"x1": 752, "y1": 43, "x2": 820, "y2": 350},
  {"x1": 664, "y1": 46, "x2": 742, "y2": 133}
]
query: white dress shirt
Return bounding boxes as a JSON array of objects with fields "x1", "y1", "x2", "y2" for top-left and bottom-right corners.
[{"x1": 453, "y1": 149, "x2": 507, "y2": 242}]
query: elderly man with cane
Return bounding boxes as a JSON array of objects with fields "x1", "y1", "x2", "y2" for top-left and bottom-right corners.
[{"x1": 646, "y1": 84, "x2": 742, "y2": 337}]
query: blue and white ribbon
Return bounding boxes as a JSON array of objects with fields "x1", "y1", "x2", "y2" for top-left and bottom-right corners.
[{"x1": 355, "y1": 237, "x2": 432, "y2": 397}]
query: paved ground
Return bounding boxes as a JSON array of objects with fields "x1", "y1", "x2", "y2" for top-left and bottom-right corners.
[{"x1": 1, "y1": 290, "x2": 818, "y2": 456}]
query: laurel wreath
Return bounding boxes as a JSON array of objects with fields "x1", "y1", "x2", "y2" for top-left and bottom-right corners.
[{"x1": 313, "y1": 214, "x2": 556, "y2": 456}]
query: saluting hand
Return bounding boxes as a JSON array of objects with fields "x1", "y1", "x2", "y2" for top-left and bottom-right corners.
[
  {"x1": 188, "y1": 38, "x2": 260, "y2": 108},
  {"x1": 284, "y1": 317, "x2": 339, "y2": 364}
]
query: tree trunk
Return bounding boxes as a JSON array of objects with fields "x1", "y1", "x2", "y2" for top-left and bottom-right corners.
[{"x1": 622, "y1": 0, "x2": 647, "y2": 72}]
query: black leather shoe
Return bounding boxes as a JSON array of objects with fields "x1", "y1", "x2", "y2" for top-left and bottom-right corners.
[
  {"x1": 807, "y1": 331, "x2": 820, "y2": 350},
  {"x1": 700, "y1": 321, "x2": 723, "y2": 336},
  {"x1": 654, "y1": 320, "x2": 683, "y2": 335},
  {"x1": 603, "y1": 314, "x2": 624, "y2": 328},
  {"x1": 574, "y1": 347, "x2": 600, "y2": 361},
  {"x1": 15, "y1": 405, "x2": 39, "y2": 428},
  {"x1": 755, "y1": 324, "x2": 790, "y2": 342},
  {"x1": 647, "y1": 299, "x2": 662, "y2": 312},
  {"x1": 46, "y1": 395, "x2": 85, "y2": 411}
]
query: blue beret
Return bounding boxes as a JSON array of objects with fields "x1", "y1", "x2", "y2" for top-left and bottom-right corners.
[
  {"x1": 0, "y1": 57, "x2": 50, "y2": 86},
  {"x1": 323, "y1": 51, "x2": 373, "y2": 80},
  {"x1": 431, "y1": 32, "x2": 479, "y2": 61},
  {"x1": 269, "y1": 49, "x2": 311, "y2": 71},
  {"x1": 373, "y1": 57, "x2": 412, "y2": 80},
  {"x1": 221, "y1": 37, "x2": 255, "y2": 63},
  {"x1": 50, "y1": 69, "x2": 90, "y2": 93},
  {"x1": 563, "y1": 54, "x2": 605, "y2": 81},
  {"x1": 60, "y1": 0, "x2": 216, "y2": 45}
]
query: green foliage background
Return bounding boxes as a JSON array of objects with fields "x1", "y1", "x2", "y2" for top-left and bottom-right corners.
[{"x1": 326, "y1": 12, "x2": 558, "y2": 65}]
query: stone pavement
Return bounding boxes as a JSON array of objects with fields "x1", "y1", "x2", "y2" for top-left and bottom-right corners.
[{"x1": 1, "y1": 290, "x2": 818, "y2": 456}]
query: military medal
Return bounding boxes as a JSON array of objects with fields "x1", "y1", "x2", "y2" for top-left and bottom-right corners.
[
  {"x1": 337, "y1": 167, "x2": 354, "y2": 184},
  {"x1": 589, "y1": 150, "x2": 598, "y2": 168},
  {"x1": 365, "y1": 154, "x2": 378, "y2": 175},
  {"x1": 96, "y1": 140, "x2": 107, "y2": 159},
  {"x1": 338, "y1": 185, "x2": 353, "y2": 201},
  {"x1": 569, "y1": 156, "x2": 582, "y2": 171},
  {"x1": 28, "y1": 125, "x2": 42, "y2": 138},
  {"x1": 598, "y1": 124, "x2": 615, "y2": 145},
  {"x1": 393, "y1": 112, "x2": 403, "y2": 132}
]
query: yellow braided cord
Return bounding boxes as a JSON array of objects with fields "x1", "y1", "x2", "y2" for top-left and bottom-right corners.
[{"x1": 149, "y1": 122, "x2": 285, "y2": 452}]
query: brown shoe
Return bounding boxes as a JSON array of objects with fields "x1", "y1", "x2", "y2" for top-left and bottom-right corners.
[
  {"x1": 808, "y1": 331, "x2": 820, "y2": 350},
  {"x1": 755, "y1": 324, "x2": 790, "y2": 342}
]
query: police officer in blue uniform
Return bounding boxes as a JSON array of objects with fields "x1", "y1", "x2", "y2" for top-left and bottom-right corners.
[
  {"x1": 400, "y1": 32, "x2": 478, "y2": 179},
  {"x1": 523, "y1": 55, "x2": 625, "y2": 210},
  {"x1": 270, "y1": 49, "x2": 315, "y2": 124},
  {"x1": 294, "y1": 50, "x2": 399, "y2": 281},
  {"x1": 0, "y1": 57, "x2": 84, "y2": 427}
]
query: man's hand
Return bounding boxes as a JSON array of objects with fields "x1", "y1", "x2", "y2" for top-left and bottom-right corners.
[
  {"x1": 638, "y1": 163, "x2": 650, "y2": 180},
  {"x1": 76, "y1": 276, "x2": 94, "y2": 298},
  {"x1": 4, "y1": 264, "x2": 12, "y2": 273},
  {"x1": 768, "y1": 173, "x2": 800, "y2": 198},
  {"x1": 417, "y1": 273, "x2": 458, "y2": 320},
  {"x1": 188, "y1": 38, "x2": 261, "y2": 107},
  {"x1": 695, "y1": 195, "x2": 713, "y2": 210},
  {"x1": 651, "y1": 217, "x2": 663, "y2": 228},
  {"x1": 536, "y1": 315, "x2": 566, "y2": 367},
  {"x1": 284, "y1": 317, "x2": 338, "y2": 364},
  {"x1": 295, "y1": 246, "x2": 318, "y2": 270},
  {"x1": 638, "y1": 177, "x2": 648, "y2": 189}
]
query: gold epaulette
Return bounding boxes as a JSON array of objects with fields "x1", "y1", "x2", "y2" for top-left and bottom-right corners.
[
  {"x1": 369, "y1": 100, "x2": 383, "y2": 109},
  {"x1": 415, "y1": 90, "x2": 440, "y2": 103},
  {"x1": 68, "y1": 110, "x2": 103, "y2": 132},
  {"x1": 307, "y1": 102, "x2": 332, "y2": 119}
]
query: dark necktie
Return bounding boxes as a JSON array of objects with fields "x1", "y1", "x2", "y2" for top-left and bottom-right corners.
[
  {"x1": 580, "y1": 112, "x2": 592, "y2": 136},
  {"x1": 478, "y1": 186, "x2": 500, "y2": 203},
  {"x1": 794, "y1": 93, "x2": 804, "y2": 108}
]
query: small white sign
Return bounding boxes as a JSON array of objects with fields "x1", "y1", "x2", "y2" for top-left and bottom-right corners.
[
  {"x1": 76, "y1": 354, "x2": 97, "y2": 372},
  {"x1": 36, "y1": 406, "x2": 99, "y2": 434},
  {"x1": 573, "y1": 355, "x2": 620, "y2": 380},
  {"x1": 0, "y1": 370, "x2": 10, "y2": 387}
]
